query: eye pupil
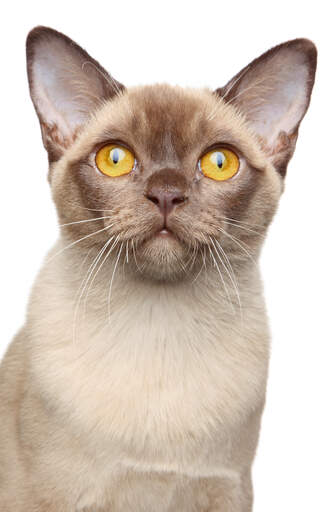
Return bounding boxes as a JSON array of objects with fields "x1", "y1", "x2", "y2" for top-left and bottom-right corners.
[
  {"x1": 216, "y1": 152, "x2": 224, "y2": 168},
  {"x1": 111, "y1": 148, "x2": 119, "y2": 164}
]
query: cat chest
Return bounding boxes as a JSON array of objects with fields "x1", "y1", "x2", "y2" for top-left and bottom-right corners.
[{"x1": 34, "y1": 314, "x2": 268, "y2": 472}]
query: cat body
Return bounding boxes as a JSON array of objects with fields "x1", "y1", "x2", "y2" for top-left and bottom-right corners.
[
  {"x1": 1, "y1": 248, "x2": 266, "y2": 511},
  {"x1": 0, "y1": 28, "x2": 316, "y2": 511}
]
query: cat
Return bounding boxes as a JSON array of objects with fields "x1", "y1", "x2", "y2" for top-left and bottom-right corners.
[{"x1": 0, "y1": 26, "x2": 316, "y2": 511}]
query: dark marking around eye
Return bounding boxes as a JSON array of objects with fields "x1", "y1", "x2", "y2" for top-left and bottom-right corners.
[{"x1": 216, "y1": 152, "x2": 223, "y2": 168}]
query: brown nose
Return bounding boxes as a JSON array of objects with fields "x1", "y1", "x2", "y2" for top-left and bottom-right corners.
[
  {"x1": 145, "y1": 169, "x2": 188, "y2": 218},
  {"x1": 146, "y1": 189, "x2": 186, "y2": 216}
]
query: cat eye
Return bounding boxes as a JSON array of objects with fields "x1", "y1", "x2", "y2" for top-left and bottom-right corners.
[
  {"x1": 199, "y1": 148, "x2": 239, "y2": 181},
  {"x1": 95, "y1": 144, "x2": 135, "y2": 177}
]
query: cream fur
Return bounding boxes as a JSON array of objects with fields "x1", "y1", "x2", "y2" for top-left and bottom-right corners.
[{"x1": 0, "y1": 245, "x2": 269, "y2": 511}]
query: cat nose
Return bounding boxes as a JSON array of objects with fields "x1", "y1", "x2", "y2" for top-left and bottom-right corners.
[
  {"x1": 146, "y1": 189, "x2": 186, "y2": 217},
  {"x1": 145, "y1": 169, "x2": 188, "y2": 218}
]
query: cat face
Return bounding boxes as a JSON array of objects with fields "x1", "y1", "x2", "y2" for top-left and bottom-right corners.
[{"x1": 26, "y1": 27, "x2": 316, "y2": 281}]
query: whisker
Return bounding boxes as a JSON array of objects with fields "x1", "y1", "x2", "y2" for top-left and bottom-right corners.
[
  {"x1": 78, "y1": 247, "x2": 96, "y2": 273},
  {"x1": 221, "y1": 215, "x2": 265, "y2": 230},
  {"x1": 202, "y1": 245, "x2": 207, "y2": 271},
  {"x1": 131, "y1": 239, "x2": 142, "y2": 274},
  {"x1": 207, "y1": 244, "x2": 235, "y2": 313},
  {"x1": 185, "y1": 241, "x2": 198, "y2": 269},
  {"x1": 211, "y1": 237, "x2": 243, "y2": 320},
  {"x1": 63, "y1": 200, "x2": 116, "y2": 213},
  {"x1": 59, "y1": 216, "x2": 113, "y2": 228},
  {"x1": 47, "y1": 223, "x2": 115, "y2": 263},
  {"x1": 222, "y1": 220, "x2": 264, "y2": 238},
  {"x1": 176, "y1": 253, "x2": 188, "y2": 274},
  {"x1": 108, "y1": 241, "x2": 124, "y2": 323},
  {"x1": 72, "y1": 236, "x2": 115, "y2": 343},
  {"x1": 83, "y1": 235, "x2": 121, "y2": 315},
  {"x1": 218, "y1": 227, "x2": 258, "y2": 268},
  {"x1": 191, "y1": 244, "x2": 207, "y2": 284},
  {"x1": 122, "y1": 239, "x2": 130, "y2": 275},
  {"x1": 125, "y1": 240, "x2": 129, "y2": 264},
  {"x1": 221, "y1": 217, "x2": 265, "y2": 237}
]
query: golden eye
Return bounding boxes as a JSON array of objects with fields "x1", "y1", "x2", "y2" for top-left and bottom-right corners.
[
  {"x1": 200, "y1": 148, "x2": 239, "y2": 181},
  {"x1": 95, "y1": 144, "x2": 135, "y2": 177}
]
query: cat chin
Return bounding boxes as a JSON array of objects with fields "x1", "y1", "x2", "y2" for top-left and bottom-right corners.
[
  {"x1": 137, "y1": 264, "x2": 187, "y2": 283},
  {"x1": 133, "y1": 235, "x2": 192, "y2": 282}
]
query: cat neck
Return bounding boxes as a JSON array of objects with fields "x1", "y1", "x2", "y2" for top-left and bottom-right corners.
[
  {"x1": 27, "y1": 237, "x2": 264, "y2": 351},
  {"x1": 25, "y1": 238, "x2": 269, "y2": 457}
]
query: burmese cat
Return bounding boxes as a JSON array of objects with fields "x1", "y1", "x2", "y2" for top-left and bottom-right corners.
[{"x1": 0, "y1": 26, "x2": 316, "y2": 511}]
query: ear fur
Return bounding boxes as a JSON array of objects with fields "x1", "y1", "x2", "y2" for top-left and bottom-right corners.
[
  {"x1": 215, "y1": 39, "x2": 317, "y2": 176},
  {"x1": 26, "y1": 26, "x2": 125, "y2": 162}
]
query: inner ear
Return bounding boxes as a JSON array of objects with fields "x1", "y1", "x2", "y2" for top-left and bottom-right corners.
[
  {"x1": 26, "y1": 26, "x2": 125, "y2": 162},
  {"x1": 215, "y1": 39, "x2": 317, "y2": 176}
]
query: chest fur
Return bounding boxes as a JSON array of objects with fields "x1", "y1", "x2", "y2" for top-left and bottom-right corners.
[{"x1": 28, "y1": 267, "x2": 269, "y2": 473}]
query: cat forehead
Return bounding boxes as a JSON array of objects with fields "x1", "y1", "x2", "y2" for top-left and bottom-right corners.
[{"x1": 67, "y1": 84, "x2": 269, "y2": 170}]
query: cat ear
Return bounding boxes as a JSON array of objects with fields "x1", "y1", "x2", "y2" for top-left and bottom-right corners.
[
  {"x1": 26, "y1": 26, "x2": 125, "y2": 162},
  {"x1": 215, "y1": 39, "x2": 317, "y2": 176}
]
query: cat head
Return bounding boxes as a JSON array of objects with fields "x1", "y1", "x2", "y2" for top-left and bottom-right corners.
[{"x1": 26, "y1": 27, "x2": 316, "y2": 282}]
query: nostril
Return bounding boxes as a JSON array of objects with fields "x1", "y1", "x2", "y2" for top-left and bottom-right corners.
[
  {"x1": 172, "y1": 196, "x2": 186, "y2": 206},
  {"x1": 146, "y1": 194, "x2": 160, "y2": 206},
  {"x1": 145, "y1": 190, "x2": 188, "y2": 215}
]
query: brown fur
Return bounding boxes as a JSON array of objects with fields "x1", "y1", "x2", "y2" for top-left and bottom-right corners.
[{"x1": 0, "y1": 27, "x2": 316, "y2": 511}]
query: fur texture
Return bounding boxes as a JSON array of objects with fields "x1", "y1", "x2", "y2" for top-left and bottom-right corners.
[{"x1": 0, "y1": 27, "x2": 317, "y2": 511}]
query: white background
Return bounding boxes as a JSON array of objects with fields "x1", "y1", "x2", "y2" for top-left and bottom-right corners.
[{"x1": 0, "y1": 1, "x2": 335, "y2": 510}]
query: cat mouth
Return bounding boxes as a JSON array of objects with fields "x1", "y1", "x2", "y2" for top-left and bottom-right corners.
[
  {"x1": 155, "y1": 228, "x2": 175, "y2": 239},
  {"x1": 141, "y1": 225, "x2": 180, "y2": 245},
  {"x1": 139, "y1": 223, "x2": 182, "y2": 247}
]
